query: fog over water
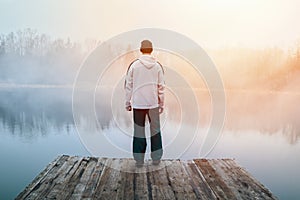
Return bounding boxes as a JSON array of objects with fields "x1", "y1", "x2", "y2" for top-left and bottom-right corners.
[{"x1": 0, "y1": 85, "x2": 299, "y2": 145}]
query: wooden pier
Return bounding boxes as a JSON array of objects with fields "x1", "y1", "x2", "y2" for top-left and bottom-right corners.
[{"x1": 16, "y1": 155, "x2": 277, "y2": 199}]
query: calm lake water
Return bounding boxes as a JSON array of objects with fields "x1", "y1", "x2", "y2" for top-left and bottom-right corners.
[{"x1": 0, "y1": 87, "x2": 299, "y2": 199}]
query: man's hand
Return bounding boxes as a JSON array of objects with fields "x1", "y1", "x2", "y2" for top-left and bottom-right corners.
[
  {"x1": 126, "y1": 105, "x2": 132, "y2": 111},
  {"x1": 159, "y1": 107, "x2": 163, "y2": 114}
]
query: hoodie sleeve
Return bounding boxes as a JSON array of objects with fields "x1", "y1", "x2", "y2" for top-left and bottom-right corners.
[
  {"x1": 157, "y1": 65, "x2": 165, "y2": 108},
  {"x1": 125, "y1": 64, "x2": 134, "y2": 107}
]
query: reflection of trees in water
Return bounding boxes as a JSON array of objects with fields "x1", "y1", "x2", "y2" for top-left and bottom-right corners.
[
  {"x1": 224, "y1": 91, "x2": 300, "y2": 144},
  {"x1": 0, "y1": 88, "x2": 299, "y2": 144},
  {"x1": 0, "y1": 88, "x2": 74, "y2": 139}
]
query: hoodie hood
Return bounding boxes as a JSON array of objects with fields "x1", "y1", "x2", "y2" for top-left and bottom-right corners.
[{"x1": 138, "y1": 55, "x2": 157, "y2": 69}]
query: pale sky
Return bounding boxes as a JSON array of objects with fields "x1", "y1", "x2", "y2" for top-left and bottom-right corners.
[{"x1": 1, "y1": 0, "x2": 300, "y2": 49}]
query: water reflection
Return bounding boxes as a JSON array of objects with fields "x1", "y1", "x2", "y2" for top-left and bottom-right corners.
[
  {"x1": 224, "y1": 90, "x2": 300, "y2": 144},
  {"x1": 1, "y1": 87, "x2": 299, "y2": 144},
  {"x1": 0, "y1": 87, "x2": 74, "y2": 139}
]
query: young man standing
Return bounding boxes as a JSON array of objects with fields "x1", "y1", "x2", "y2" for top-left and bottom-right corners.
[{"x1": 125, "y1": 40, "x2": 165, "y2": 167}]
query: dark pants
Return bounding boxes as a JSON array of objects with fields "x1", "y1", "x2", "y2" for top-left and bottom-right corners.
[{"x1": 133, "y1": 107, "x2": 163, "y2": 161}]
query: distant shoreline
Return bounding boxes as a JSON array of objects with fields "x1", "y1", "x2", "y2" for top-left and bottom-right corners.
[{"x1": 0, "y1": 83, "x2": 299, "y2": 95}]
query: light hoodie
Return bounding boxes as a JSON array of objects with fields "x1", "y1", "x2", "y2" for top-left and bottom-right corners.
[{"x1": 125, "y1": 54, "x2": 165, "y2": 109}]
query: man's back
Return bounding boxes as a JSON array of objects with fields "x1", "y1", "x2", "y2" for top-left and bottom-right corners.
[{"x1": 125, "y1": 54, "x2": 164, "y2": 110}]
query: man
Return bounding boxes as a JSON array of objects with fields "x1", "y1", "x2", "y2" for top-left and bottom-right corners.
[{"x1": 125, "y1": 40, "x2": 165, "y2": 167}]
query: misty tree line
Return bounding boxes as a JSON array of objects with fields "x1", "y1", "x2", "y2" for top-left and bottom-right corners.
[
  {"x1": 212, "y1": 45, "x2": 300, "y2": 91},
  {"x1": 0, "y1": 29, "x2": 97, "y2": 84},
  {"x1": 0, "y1": 28, "x2": 300, "y2": 88}
]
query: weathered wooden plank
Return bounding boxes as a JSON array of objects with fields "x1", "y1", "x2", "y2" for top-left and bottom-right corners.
[
  {"x1": 165, "y1": 160, "x2": 198, "y2": 199},
  {"x1": 147, "y1": 160, "x2": 176, "y2": 199},
  {"x1": 233, "y1": 161, "x2": 277, "y2": 200},
  {"x1": 92, "y1": 158, "x2": 125, "y2": 199},
  {"x1": 22, "y1": 155, "x2": 72, "y2": 200},
  {"x1": 115, "y1": 159, "x2": 135, "y2": 200},
  {"x1": 129, "y1": 160, "x2": 150, "y2": 200},
  {"x1": 194, "y1": 159, "x2": 237, "y2": 200},
  {"x1": 81, "y1": 157, "x2": 107, "y2": 199},
  {"x1": 183, "y1": 160, "x2": 217, "y2": 200},
  {"x1": 45, "y1": 156, "x2": 84, "y2": 199},
  {"x1": 54, "y1": 157, "x2": 88, "y2": 199},
  {"x1": 211, "y1": 159, "x2": 277, "y2": 200},
  {"x1": 68, "y1": 157, "x2": 98, "y2": 199},
  {"x1": 15, "y1": 155, "x2": 67, "y2": 200}
]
